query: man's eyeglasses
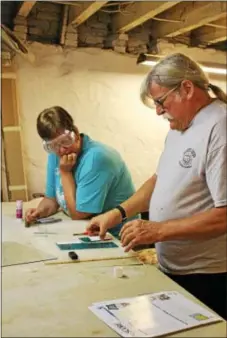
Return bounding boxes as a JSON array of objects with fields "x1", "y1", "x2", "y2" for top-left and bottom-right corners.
[{"x1": 153, "y1": 84, "x2": 180, "y2": 108}]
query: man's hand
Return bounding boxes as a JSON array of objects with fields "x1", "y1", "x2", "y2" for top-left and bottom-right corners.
[
  {"x1": 120, "y1": 219, "x2": 163, "y2": 252},
  {"x1": 86, "y1": 214, "x2": 109, "y2": 239},
  {"x1": 87, "y1": 209, "x2": 121, "y2": 239},
  {"x1": 60, "y1": 153, "x2": 77, "y2": 173}
]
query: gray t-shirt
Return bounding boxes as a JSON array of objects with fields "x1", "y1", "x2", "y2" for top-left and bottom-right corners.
[{"x1": 149, "y1": 99, "x2": 227, "y2": 274}]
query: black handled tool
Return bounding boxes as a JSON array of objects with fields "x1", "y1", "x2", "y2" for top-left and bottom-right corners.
[
  {"x1": 24, "y1": 217, "x2": 62, "y2": 227},
  {"x1": 68, "y1": 251, "x2": 79, "y2": 260}
]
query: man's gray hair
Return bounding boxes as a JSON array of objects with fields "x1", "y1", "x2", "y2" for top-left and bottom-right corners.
[{"x1": 141, "y1": 53, "x2": 227, "y2": 106}]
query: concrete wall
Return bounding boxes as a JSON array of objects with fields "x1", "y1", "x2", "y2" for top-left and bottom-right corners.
[{"x1": 15, "y1": 43, "x2": 226, "y2": 198}]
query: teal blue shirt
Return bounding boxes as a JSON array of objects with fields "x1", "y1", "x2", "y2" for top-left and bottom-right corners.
[{"x1": 45, "y1": 134, "x2": 137, "y2": 237}]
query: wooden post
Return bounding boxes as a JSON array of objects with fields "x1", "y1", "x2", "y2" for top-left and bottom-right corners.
[{"x1": 1, "y1": 64, "x2": 28, "y2": 201}]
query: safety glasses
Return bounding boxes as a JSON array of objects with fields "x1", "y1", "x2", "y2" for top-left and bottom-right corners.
[{"x1": 43, "y1": 130, "x2": 76, "y2": 153}]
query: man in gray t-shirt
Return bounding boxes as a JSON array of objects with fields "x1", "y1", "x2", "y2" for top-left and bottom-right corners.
[
  {"x1": 87, "y1": 53, "x2": 227, "y2": 319},
  {"x1": 150, "y1": 99, "x2": 226, "y2": 275}
]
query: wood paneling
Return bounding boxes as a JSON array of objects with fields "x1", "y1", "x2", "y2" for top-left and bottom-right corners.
[
  {"x1": 2, "y1": 79, "x2": 19, "y2": 127},
  {"x1": 4, "y1": 131, "x2": 25, "y2": 186},
  {"x1": 11, "y1": 190, "x2": 27, "y2": 201},
  {"x1": 1, "y1": 136, "x2": 9, "y2": 201},
  {"x1": 1, "y1": 70, "x2": 28, "y2": 202}
]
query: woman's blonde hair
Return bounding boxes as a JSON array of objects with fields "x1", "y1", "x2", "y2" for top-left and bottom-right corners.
[{"x1": 141, "y1": 53, "x2": 227, "y2": 106}]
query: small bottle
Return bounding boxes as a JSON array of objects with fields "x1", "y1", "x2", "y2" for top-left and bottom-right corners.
[
  {"x1": 16, "y1": 200, "x2": 23, "y2": 220},
  {"x1": 113, "y1": 266, "x2": 124, "y2": 278}
]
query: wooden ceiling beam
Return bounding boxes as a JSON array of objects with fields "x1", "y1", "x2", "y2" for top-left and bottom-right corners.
[
  {"x1": 69, "y1": 1, "x2": 108, "y2": 27},
  {"x1": 50, "y1": 1, "x2": 81, "y2": 6},
  {"x1": 151, "y1": 1, "x2": 227, "y2": 38},
  {"x1": 205, "y1": 17, "x2": 227, "y2": 29},
  {"x1": 206, "y1": 23, "x2": 226, "y2": 29},
  {"x1": 112, "y1": 1, "x2": 180, "y2": 33},
  {"x1": 192, "y1": 26, "x2": 227, "y2": 45},
  {"x1": 17, "y1": 1, "x2": 36, "y2": 17}
]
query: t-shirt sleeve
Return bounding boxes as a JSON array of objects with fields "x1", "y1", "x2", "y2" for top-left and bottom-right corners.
[
  {"x1": 76, "y1": 152, "x2": 114, "y2": 213},
  {"x1": 155, "y1": 132, "x2": 170, "y2": 175},
  {"x1": 206, "y1": 144, "x2": 227, "y2": 207},
  {"x1": 205, "y1": 119, "x2": 227, "y2": 207},
  {"x1": 45, "y1": 153, "x2": 57, "y2": 199}
]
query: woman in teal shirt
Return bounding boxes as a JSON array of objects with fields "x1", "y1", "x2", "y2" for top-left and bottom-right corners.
[{"x1": 25, "y1": 106, "x2": 136, "y2": 237}]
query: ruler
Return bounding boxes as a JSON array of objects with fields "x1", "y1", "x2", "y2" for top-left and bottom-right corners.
[
  {"x1": 45, "y1": 255, "x2": 139, "y2": 265},
  {"x1": 56, "y1": 241, "x2": 118, "y2": 251}
]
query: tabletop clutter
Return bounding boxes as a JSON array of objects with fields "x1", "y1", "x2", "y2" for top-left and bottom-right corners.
[
  {"x1": 2, "y1": 200, "x2": 223, "y2": 338},
  {"x1": 17, "y1": 198, "x2": 158, "y2": 269}
]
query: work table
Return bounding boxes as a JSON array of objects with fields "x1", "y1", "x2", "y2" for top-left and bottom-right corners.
[{"x1": 2, "y1": 200, "x2": 226, "y2": 337}]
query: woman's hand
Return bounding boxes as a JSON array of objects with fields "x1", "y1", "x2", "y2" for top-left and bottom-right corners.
[
  {"x1": 59, "y1": 153, "x2": 77, "y2": 173},
  {"x1": 25, "y1": 208, "x2": 41, "y2": 224}
]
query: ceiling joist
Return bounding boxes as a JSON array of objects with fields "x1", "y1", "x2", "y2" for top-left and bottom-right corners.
[
  {"x1": 17, "y1": 1, "x2": 36, "y2": 17},
  {"x1": 60, "y1": 5, "x2": 69, "y2": 45},
  {"x1": 205, "y1": 17, "x2": 227, "y2": 29},
  {"x1": 112, "y1": 1, "x2": 180, "y2": 33},
  {"x1": 4, "y1": 0, "x2": 225, "y2": 52},
  {"x1": 51, "y1": 1, "x2": 81, "y2": 6},
  {"x1": 69, "y1": 1, "x2": 108, "y2": 27},
  {"x1": 151, "y1": 1, "x2": 227, "y2": 38},
  {"x1": 192, "y1": 26, "x2": 227, "y2": 45}
]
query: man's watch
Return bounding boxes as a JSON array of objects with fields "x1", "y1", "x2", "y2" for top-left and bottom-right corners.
[{"x1": 115, "y1": 205, "x2": 127, "y2": 222}]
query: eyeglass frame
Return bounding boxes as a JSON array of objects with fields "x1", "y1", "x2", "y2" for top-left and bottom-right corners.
[{"x1": 153, "y1": 83, "x2": 181, "y2": 108}]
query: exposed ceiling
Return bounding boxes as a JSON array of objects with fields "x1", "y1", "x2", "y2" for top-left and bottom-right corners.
[{"x1": 1, "y1": 1, "x2": 227, "y2": 55}]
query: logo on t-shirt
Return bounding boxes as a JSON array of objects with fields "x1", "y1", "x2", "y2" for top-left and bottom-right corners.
[{"x1": 179, "y1": 148, "x2": 196, "y2": 168}]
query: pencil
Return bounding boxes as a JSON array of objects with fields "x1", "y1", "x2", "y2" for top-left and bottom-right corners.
[
  {"x1": 73, "y1": 231, "x2": 89, "y2": 236},
  {"x1": 34, "y1": 232, "x2": 57, "y2": 235}
]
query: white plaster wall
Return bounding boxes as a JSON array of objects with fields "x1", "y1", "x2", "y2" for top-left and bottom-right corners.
[{"x1": 15, "y1": 43, "x2": 226, "y2": 198}]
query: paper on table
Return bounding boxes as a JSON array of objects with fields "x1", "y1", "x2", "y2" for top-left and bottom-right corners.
[
  {"x1": 88, "y1": 234, "x2": 113, "y2": 242},
  {"x1": 56, "y1": 239, "x2": 83, "y2": 245},
  {"x1": 89, "y1": 291, "x2": 222, "y2": 337}
]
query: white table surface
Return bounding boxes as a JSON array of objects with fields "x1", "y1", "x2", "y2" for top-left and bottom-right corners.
[{"x1": 2, "y1": 200, "x2": 227, "y2": 337}]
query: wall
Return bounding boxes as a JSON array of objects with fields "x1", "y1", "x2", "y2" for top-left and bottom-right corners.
[{"x1": 15, "y1": 43, "x2": 226, "y2": 198}]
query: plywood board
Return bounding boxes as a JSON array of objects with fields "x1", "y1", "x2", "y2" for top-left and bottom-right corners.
[
  {"x1": 10, "y1": 190, "x2": 27, "y2": 201},
  {"x1": 2, "y1": 64, "x2": 15, "y2": 74},
  {"x1": 4, "y1": 131, "x2": 25, "y2": 186},
  {"x1": 1, "y1": 136, "x2": 9, "y2": 201},
  {"x1": 1, "y1": 66, "x2": 30, "y2": 202},
  {"x1": 2, "y1": 79, "x2": 19, "y2": 127},
  {"x1": 2, "y1": 241, "x2": 56, "y2": 267}
]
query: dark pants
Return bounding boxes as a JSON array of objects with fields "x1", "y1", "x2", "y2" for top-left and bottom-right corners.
[{"x1": 164, "y1": 271, "x2": 227, "y2": 320}]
